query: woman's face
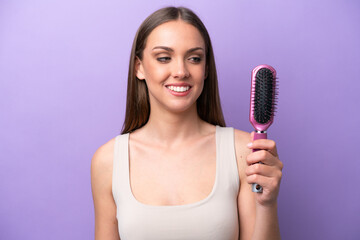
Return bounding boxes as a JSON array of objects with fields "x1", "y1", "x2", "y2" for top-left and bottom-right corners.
[{"x1": 135, "y1": 20, "x2": 207, "y2": 114}]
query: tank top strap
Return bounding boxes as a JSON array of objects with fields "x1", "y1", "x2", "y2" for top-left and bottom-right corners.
[
  {"x1": 112, "y1": 133, "x2": 130, "y2": 204},
  {"x1": 215, "y1": 126, "x2": 240, "y2": 194}
]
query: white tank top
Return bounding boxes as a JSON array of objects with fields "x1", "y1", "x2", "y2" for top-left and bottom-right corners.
[{"x1": 112, "y1": 126, "x2": 240, "y2": 240}]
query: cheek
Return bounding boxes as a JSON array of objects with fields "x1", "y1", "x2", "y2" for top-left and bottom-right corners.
[
  {"x1": 146, "y1": 62, "x2": 169, "y2": 80},
  {"x1": 190, "y1": 64, "x2": 207, "y2": 79}
]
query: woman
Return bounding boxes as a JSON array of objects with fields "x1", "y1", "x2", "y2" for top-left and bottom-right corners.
[{"x1": 91, "y1": 6, "x2": 283, "y2": 240}]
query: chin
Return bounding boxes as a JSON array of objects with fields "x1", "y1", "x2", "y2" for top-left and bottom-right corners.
[{"x1": 165, "y1": 102, "x2": 197, "y2": 114}]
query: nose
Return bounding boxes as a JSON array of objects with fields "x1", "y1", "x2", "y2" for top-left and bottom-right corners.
[{"x1": 172, "y1": 59, "x2": 190, "y2": 79}]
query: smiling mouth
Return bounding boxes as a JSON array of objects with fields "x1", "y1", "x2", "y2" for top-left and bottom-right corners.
[{"x1": 166, "y1": 85, "x2": 191, "y2": 92}]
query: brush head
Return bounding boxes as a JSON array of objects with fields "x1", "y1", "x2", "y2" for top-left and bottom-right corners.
[{"x1": 250, "y1": 64, "x2": 277, "y2": 132}]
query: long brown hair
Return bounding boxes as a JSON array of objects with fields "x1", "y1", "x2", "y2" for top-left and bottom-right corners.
[{"x1": 121, "y1": 6, "x2": 225, "y2": 134}]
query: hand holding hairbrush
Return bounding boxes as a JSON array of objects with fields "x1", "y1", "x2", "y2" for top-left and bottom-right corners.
[{"x1": 249, "y1": 64, "x2": 278, "y2": 193}]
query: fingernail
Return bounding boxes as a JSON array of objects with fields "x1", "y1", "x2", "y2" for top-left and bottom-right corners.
[{"x1": 247, "y1": 142, "x2": 253, "y2": 148}]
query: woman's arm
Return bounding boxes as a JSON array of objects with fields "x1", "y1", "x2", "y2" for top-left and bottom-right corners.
[
  {"x1": 235, "y1": 130, "x2": 283, "y2": 240},
  {"x1": 91, "y1": 138, "x2": 121, "y2": 240}
]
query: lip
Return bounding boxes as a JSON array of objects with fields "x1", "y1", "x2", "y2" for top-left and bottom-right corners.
[
  {"x1": 165, "y1": 84, "x2": 192, "y2": 97},
  {"x1": 165, "y1": 83, "x2": 192, "y2": 87}
]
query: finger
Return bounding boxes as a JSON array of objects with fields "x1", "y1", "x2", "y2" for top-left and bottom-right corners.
[
  {"x1": 246, "y1": 174, "x2": 281, "y2": 191},
  {"x1": 246, "y1": 173, "x2": 272, "y2": 187},
  {"x1": 247, "y1": 139, "x2": 278, "y2": 157},
  {"x1": 246, "y1": 150, "x2": 280, "y2": 166},
  {"x1": 245, "y1": 163, "x2": 281, "y2": 178}
]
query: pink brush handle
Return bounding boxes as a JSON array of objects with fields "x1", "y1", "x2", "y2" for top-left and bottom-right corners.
[
  {"x1": 253, "y1": 132, "x2": 267, "y2": 141},
  {"x1": 252, "y1": 132, "x2": 267, "y2": 193}
]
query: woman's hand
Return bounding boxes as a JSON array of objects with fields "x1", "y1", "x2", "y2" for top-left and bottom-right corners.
[{"x1": 245, "y1": 131, "x2": 283, "y2": 208}]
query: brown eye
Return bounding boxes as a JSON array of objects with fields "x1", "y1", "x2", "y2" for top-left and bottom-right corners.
[
  {"x1": 189, "y1": 57, "x2": 202, "y2": 63},
  {"x1": 157, "y1": 57, "x2": 171, "y2": 63}
]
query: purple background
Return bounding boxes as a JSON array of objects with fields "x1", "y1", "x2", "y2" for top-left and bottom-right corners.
[{"x1": 1, "y1": 0, "x2": 359, "y2": 239}]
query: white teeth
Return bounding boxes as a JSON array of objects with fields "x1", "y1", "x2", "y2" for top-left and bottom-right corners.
[{"x1": 167, "y1": 85, "x2": 190, "y2": 92}]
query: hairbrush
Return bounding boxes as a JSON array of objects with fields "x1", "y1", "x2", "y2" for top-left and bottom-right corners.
[{"x1": 249, "y1": 64, "x2": 278, "y2": 193}]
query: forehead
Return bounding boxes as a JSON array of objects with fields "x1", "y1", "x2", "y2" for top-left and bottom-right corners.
[{"x1": 145, "y1": 20, "x2": 205, "y2": 49}]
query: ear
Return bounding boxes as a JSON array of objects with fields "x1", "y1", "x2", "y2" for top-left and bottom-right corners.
[{"x1": 135, "y1": 56, "x2": 145, "y2": 80}]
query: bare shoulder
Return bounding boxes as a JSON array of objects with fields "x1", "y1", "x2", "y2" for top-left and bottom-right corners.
[
  {"x1": 91, "y1": 137, "x2": 120, "y2": 240},
  {"x1": 91, "y1": 137, "x2": 117, "y2": 173},
  {"x1": 233, "y1": 129, "x2": 252, "y2": 178},
  {"x1": 91, "y1": 137, "x2": 117, "y2": 198},
  {"x1": 234, "y1": 128, "x2": 251, "y2": 145}
]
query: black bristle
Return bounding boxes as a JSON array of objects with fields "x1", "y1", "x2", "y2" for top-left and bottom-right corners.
[{"x1": 254, "y1": 68, "x2": 276, "y2": 124}]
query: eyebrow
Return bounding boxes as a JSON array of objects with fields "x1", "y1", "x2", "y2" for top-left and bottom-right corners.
[{"x1": 152, "y1": 46, "x2": 204, "y2": 53}]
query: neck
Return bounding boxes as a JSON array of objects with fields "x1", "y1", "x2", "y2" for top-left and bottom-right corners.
[{"x1": 139, "y1": 104, "x2": 209, "y2": 145}]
